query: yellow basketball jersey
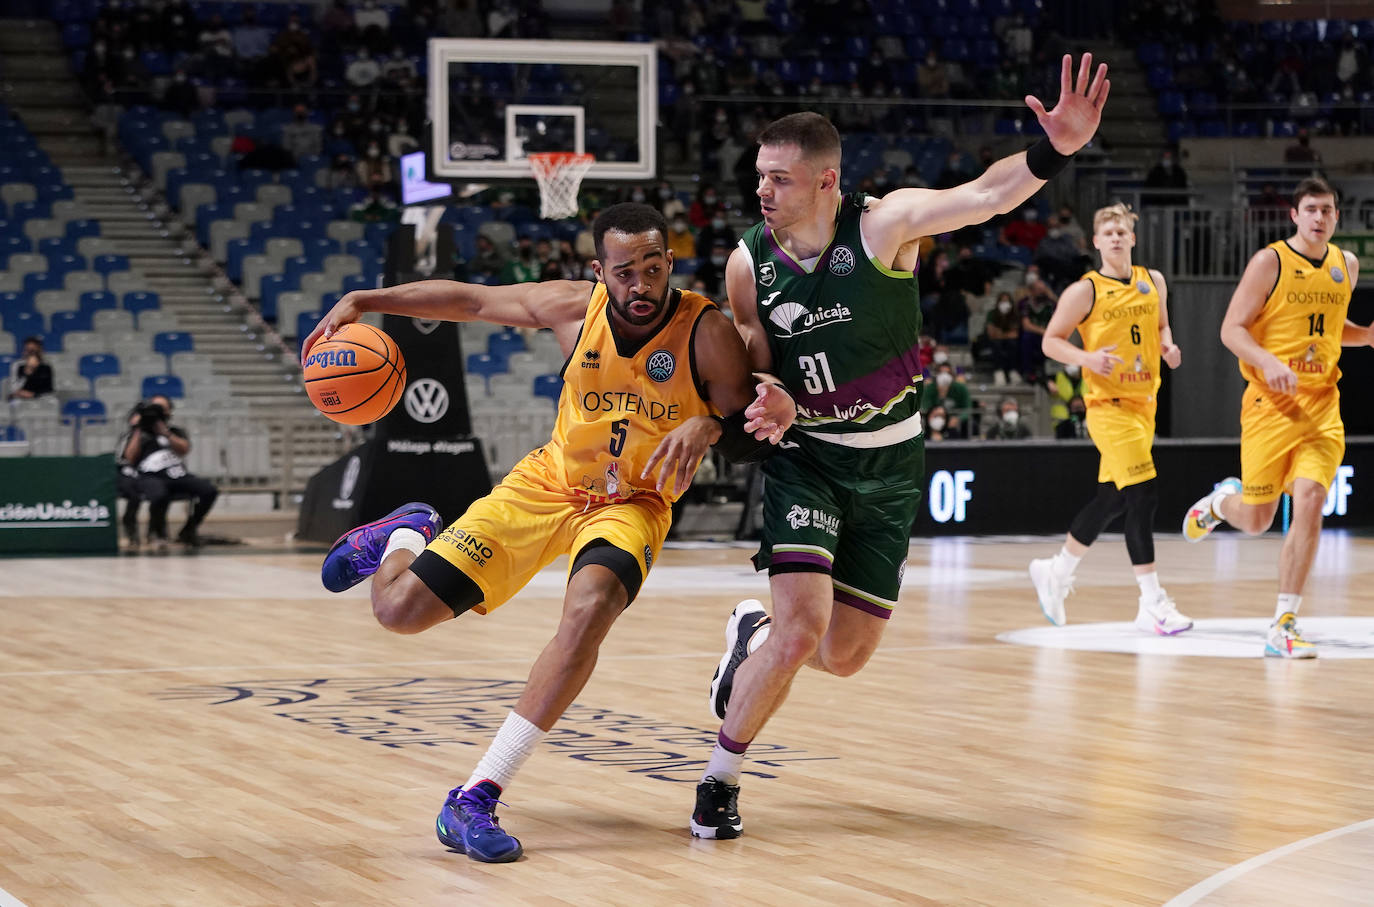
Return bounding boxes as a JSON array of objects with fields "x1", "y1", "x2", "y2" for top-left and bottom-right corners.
[
  {"x1": 1240, "y1": 241, "x2": 1352, "y2": 392},
  {"x1": 543, "y1": 284, "x2": 720, "y2": 503},
  {"x1": 1077, "y1": 265, "x2": 1162, "y2": 405}
]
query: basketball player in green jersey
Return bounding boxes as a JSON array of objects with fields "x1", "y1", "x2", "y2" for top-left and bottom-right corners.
[{"x1": 691, "y1": 54, "x2": 1111, "y2": 839}]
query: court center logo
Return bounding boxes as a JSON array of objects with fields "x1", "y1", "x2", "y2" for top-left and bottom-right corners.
[
  {"x1": 646, "y1": 349, "x2": 675, "y2": 382},
  {"x1": 829, "y1": 245, "x2": 856, "y2": 277},
  {"x1": 758, "y1": 261, "x2": 776, "y2": 287},
  {"x1": 404, "y1": 378, "x2": 449, "y2": 423}
]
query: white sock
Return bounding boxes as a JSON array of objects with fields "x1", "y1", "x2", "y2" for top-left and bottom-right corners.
[
  {"x1": 701, "y1": 743, "x2": 746, "y2": 787},
  {"x1": 1275, "y1": 594, "x2": 1302, "y2": 622},
  {"x1": 464, "y1": 711, "x2": 547, "y2": 793},
  {"x1": 382, "y1": 527, "x2": 426, "y2": 563},
  {"x1": 1209, "y1": 486, "x2": 1236, "y2": 522},
  {"x1": 1136, "y1": 571, "x2": 1162, "y2": 600},
  {"x1": 1052, "y1": 546, "x2": 1082, "y2": 578}
]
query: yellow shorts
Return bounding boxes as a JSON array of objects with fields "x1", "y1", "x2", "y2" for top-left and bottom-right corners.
[
  {"x1": 1239, "y1": 385, "x2": 1344, "y2": 504},
  {"x1": 423, "y1": 447, "x2": 672, "y2": 614},
  {"x1": 1085, "y1": 398, "x2": 1157, "y2": 489}
]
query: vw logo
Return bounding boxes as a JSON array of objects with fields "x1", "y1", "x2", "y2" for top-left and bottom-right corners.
[
  {"x1": 339, "y1": 455, "x2": 360, "y2": 498},
  {"x1": 412, "y1": 318, "x2": 442, "y2": 335},
  {"x1": 404, "y1": 378, "x2": 450, "y2": 423}
]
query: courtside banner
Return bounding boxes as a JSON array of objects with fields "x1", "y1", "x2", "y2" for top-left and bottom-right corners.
[
  {"x1": 916, "y1": 438, "x2": 1374, "y2": 535},
  {"x1": 0, "y1": 455, "x2": 118, "y2": 555}
]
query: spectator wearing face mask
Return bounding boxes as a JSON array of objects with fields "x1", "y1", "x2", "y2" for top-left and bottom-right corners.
[
  {"x1": 925, "y1": 404, "x2": 957, "y2": 442},
  {"x1": 346, "y1": 47, "x2": 382, "y2": 89},
  {"x1": 980, "y1": 291, "x2": 1021, "y2": 385},
  {"x1": 920, "y1": 361, "x2": 971, "y2": 436},
  {"x1": 355, "y1": 140, "x2": 393, "y2": 191},
  {"x1": 161, "y1": 68, "x2": 200, "y2": 117},
  {"x1": 665, "y1": 214, "x2": 696, "y2": 260},
  {"x1": 656, "y1": 180, "x2": 687, "y2": 220},
  {"x1": 1143, "y1": 146, "x2": 1189, "y2": 207},
  {"x1": 689, "y1": 185, "x2": 725, "y2": 230},
  {"x1": 282, "y1": 104, "x2": 323, "y2": 159},
  {"x1": 695, "y1": 211, "x2": 737, "y2": 259},
  {"x1": 1018, "y1": 274, "x2": 1057, "y2": 382},
  {"x1": 1000, "y1": 206, "x2": 1047, "y2": 251},
  {"x1": 694, "y1": 240, "x2": 731, "y2": 296},
  {"x1": 985, "y1": 397, "x2": 1032, "y2": 440},
  {"x1": 1055, "y1": 394, "x2": 1088, "y2": 439}
]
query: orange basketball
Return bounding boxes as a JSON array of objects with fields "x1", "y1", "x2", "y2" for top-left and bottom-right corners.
[{"x1": 304, "y1": 322, "x2": 406, "y2": 425}]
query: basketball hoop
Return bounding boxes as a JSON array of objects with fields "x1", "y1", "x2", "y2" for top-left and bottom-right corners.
[{"x1": 529, "y1": 152, "x2": 595, "y2": 220}]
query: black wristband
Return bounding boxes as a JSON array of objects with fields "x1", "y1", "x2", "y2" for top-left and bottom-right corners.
[{"x1": 1026, "y1": 138, "x2": 1073, "y2": 180}]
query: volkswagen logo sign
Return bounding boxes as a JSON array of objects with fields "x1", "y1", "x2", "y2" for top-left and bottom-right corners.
[
  {"x1": 404, "y1": 378, "x2": 450, "y2": 423},
  {"x1": 412, "y1": 318, "x2": 442, "y2": 335}
]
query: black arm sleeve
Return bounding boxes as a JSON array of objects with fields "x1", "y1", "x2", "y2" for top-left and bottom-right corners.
[{"x1": 712, "y1": 410, "x2": 779, "y2": 463}]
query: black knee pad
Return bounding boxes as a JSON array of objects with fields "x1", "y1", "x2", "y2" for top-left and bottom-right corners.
[
  {"x1": 409, "y1": 549, "x2": 485, "y2": 617},
  {"x1": 570, "y1": 538, "x2": 644, "y2": 606},
  {"x1": 1068, "y1": 483, "x2": 1126, "y2": 547},
  {"x1": 1122, "y1": 480, "x2": 1159, "y2": 565}
]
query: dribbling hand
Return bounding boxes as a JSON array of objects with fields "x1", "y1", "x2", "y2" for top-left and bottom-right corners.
[
  {"x1": 1025, "y1": 54, "x2": 1111, "y2": 155},
  {"x1": 300, "y1": 293, "x2": 365, "y2": 365}
]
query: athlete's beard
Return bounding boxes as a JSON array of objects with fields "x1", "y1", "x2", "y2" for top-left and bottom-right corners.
[{"x1": 607, "y1": 283, "x2": 670, "y2": 327}]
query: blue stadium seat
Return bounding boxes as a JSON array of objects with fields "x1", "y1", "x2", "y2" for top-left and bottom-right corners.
[
  {"x1": 23, "y1": 272, "x2": 61, "y2": 295},
  {"x1": 259, "y1": 273, "x2": 297, "y2": 321},
  {"x1": 531, "y1": 374, "x2": 562, "y2": 407},
  {"x1": 50, "y1": 310, "x2": 92, "y2": 337},
  {"x1": 0, "y1": 291, "x2": 32, "y2": 317},
  {"x1": 487, "y1": 330, "x2": 526, "y2": 364},
  {"x1": 92, "y1": 254, "x2": 131, "y2": 281},
  {"x1": 296, "y1": 310, "x2": 321, "y2": 357},
  {"x1": 62, "y1": 397, "x2": 106, "y2": 423},
  {"x1": 467, "y1": 349, "x2": 505, "y2": 378},
  {"x1": 79, "y1": 352, "x2": 120, "y2": 392},
  {"x1": 122, "y1": 291, "x2": 160, "y2": 328},
  {"x1": 37, "y1": 236, "x2": 77, "y2": 259},
  {"x1": 79, "y1": 290, "x2": 118, "y2": 315},
  {"x1": 0, "y1": 424, "x2": 23, "y2": 442},
  {"x1": 153, "y1": 331, "x2": 194, "y2": 366},
  {"x1": 141, "y1": 374, "x2": 184, "y2": 400},
  {"x1": 48, "y1": 254, "x2": 87, "y2": 277}
]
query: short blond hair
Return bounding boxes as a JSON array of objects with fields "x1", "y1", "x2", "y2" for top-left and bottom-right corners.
[{"x1": 1093, "y1": 202, "x2": 1137, "y2": 233}]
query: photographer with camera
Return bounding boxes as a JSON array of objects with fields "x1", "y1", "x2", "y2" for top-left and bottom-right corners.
[{"x1": 118, "y1": 395, "x2": 218, "y2": 548}]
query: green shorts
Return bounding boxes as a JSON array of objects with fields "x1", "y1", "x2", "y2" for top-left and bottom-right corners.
[{"x1": 754, "y1": 431, "x2": 925, "y2": 619}]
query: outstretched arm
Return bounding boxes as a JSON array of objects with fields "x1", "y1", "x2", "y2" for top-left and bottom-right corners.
[
  {"x1": 301, "y1": 278, "x2": 594, "y2": 363},
  {"x1": 862, "y1": 54, "x2": 1110, "y2": 263}
]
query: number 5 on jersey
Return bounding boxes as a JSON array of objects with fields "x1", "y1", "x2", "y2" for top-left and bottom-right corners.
[{"x1": 609, "y1": 418, "x2": 629, "y2": 456}]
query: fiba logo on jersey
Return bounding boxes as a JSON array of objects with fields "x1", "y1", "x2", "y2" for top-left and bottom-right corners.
[
  {"x1": 1332, "y1": 266, "x2": 1345, "y2": 283},
  {"x1": 1136, "y1": 280, "x2": 1151, "y2": 294},
  {"x1": 646, "y1": 349, "x2": 676, "y2": 382},
  {"x1": 829, "y1": 245, "x2": 856, "y2": 277}
]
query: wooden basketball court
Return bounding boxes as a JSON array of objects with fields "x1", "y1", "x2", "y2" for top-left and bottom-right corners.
[{"x1": 3, "y1": 532, "x2": 1373, "y2": 905}]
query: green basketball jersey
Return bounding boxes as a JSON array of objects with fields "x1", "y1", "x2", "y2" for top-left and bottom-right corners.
[{"x1": 738, "y1": 192, "x2": 924, "y2": 446}]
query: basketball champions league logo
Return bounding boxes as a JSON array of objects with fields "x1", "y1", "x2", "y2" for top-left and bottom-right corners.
[{"x1": 157, "y1": 677, "x2": 834, "y2": 782}]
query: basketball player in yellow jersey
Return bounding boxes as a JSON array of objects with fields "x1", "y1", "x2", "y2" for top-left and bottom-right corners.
[
  {"x1": 1184, "y1": 178, "x2": 1366, "y2": 658},
  {"x1": 301, "y1": 203, "x2": 796, "y2": 861},
  {"x1": 1029, "y1": 203, "x2": 1189, "y2": 633}
]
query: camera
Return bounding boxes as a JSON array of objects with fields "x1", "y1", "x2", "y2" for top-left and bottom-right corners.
[{"x1": 137, "y1": 401, "x2": 167, "y2": 432}]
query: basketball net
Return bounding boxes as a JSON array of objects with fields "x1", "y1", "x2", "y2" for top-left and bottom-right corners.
[{"x1": 529, "y1": 152, "x2": 594, "y2": 220}]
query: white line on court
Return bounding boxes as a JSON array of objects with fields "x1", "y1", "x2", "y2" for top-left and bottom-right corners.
[
  {"x1": 1163, "y1": 818, "x2": 1374, "y2": 907},
  {"x1": 0, "y1": 886, "x2": 30, "y2": 907}
]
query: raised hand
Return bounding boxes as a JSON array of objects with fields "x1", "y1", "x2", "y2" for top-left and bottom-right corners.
[{"x1": 1025, "y1": 53, "x2": 1111, "y2": 155}]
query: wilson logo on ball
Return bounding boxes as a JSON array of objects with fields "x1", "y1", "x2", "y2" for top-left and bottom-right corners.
[{"x1": 305, "y1": 348, "x2": 358, "y2": 370}]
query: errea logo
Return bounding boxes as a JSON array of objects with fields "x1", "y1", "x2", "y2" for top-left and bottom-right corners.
[{"x1": 582, "y1": 349, "x2": 600, "y2": 369}]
